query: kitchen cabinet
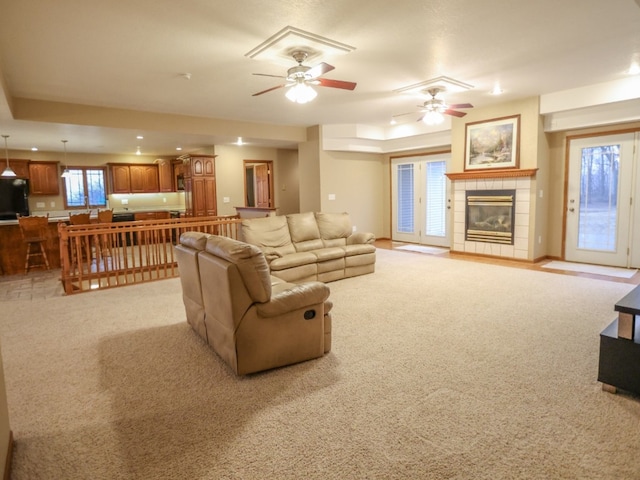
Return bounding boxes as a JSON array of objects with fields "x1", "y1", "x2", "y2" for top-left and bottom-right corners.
[
  {"x1": 183, "y1": 155, "x2": 217, "y2": 217},
  {"x1": 2, "y1": 159, "x2": 30, "y2": 179},
  {"x1": 28, "y1": 162, "x2": 60, "y2": 195},
  {"x1": 173, "y1": 160, "x2": 184, "y2": 191},
  {"x1": 129, "y1": 165, "x2": 159, "y2": 193},
  {"x1": 134, "y1": 211, "x2": 171, "y2": 221},
  {"x1": 157, "y1": 159, "x2": 173, "y2": 192},
  {"x1": 109, "y1": 164, "x2": 159, "y2": 193}
]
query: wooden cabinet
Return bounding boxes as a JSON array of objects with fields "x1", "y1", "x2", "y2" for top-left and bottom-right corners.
[
  {"x1": 129, "y1": 165, "x2": 159, "y2": 193},
  {"x1": 183, "y1": 155, "x2": 217, "y2": 217},
  {"x1": 109, "y1": 164, "x2": 159, "y2": 193},
  {"x1": 2, "y1": 159, "x2": 30, "y2": 179},
  {"x1": 134, "y1": 211, "x2": 170, "y2": 221},
  {"x1": 28, "y1": 162, "x2": 60, "y2": 195},
  {"x1": 110, "y1": 165, "x2": 131, "y2": 193},
  {"x1": 173, "y1": 160, "x2": 184, "y2": 191},
  {"x1": 157, "y1": 159, "x2": 173, "y2": 192}
]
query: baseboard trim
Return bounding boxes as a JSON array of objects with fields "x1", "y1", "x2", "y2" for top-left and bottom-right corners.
[{"x1": 3, "y1": 430, "x2": 12, "y2": 480}]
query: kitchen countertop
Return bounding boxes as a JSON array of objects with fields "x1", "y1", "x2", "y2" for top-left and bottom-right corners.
[{"x1": 0, "y1": 208, "x2": 185, "y2": 225}]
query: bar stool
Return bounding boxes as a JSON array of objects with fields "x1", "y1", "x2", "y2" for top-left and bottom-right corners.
[
  {"x1": 95, "y1": 209, "x2": 114, "y2": 261},
  {"x1": 17, "y1": 213, "x2": 51, "y2": 273},
  {"x1": 68, "y1": 211, "x2": 92, "y2": 269}
]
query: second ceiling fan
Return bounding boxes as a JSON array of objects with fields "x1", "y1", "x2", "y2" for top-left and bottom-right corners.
[
  {"x1": 252, "y1": 51, "x2": 357, "y2": 103},
  {"x1": 415, "y1": 87, "x2": 473, "y2": 124}
]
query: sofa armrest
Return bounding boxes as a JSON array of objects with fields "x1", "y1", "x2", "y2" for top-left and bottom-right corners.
[
  {"x1": 256, "y1": 281, "x2": 330, "y2": 318},
  {"x1": 347, "y1": 232, "x2": 375, "y2": 245}
]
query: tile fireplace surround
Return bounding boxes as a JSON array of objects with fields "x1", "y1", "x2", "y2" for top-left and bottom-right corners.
[{"x1": 448, "y1": 169, "x2": 536, "y2": 261}]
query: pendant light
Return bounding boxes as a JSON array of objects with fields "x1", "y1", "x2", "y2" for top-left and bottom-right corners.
[
  {"x1": 60, "y1": 140, "x2": 70, "y2": 178},
  {"x1": 1, "y1": 135, "x2": 17, "y2": 177}
]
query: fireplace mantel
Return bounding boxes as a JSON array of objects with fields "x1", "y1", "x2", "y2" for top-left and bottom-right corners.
[{"x1": 446, "y1": 168, "x2": 538, "y2": 181}]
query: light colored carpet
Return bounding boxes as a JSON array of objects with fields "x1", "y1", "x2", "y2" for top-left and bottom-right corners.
[
  {"x1": 1, "y1": 249, "x2": 639, "y2": 479},
  {"x1": 542, "y1": 260, "x2": 637, "y2": 279},
  {"x1": 395, "y1": 244, "x2": 449, "y2": 255}
]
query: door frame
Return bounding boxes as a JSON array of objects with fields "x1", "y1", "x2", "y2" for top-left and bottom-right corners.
[
  {"x1": 563, "y1": 130, "x2": 639, "y2": 267},
  {"x1": 389, "y1": 150, "x2": 451, "y2": 247}
]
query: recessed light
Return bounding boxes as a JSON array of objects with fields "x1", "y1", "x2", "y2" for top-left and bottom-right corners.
[
  {"x1": 136, "y1": 135, "x2": 144, "y2": 140},
  {"x1": 629, "y1": 62, "x2": 640, "y2": 75},
  {"x1": 490, "y1": 85, "x2": 504, "y2": 95},
  {"x1": 31, "y1": 147, "x2": 38, "y2": 151},
  {"x1": 176, "y1": 147, "x2": 182, "y2": 151}
]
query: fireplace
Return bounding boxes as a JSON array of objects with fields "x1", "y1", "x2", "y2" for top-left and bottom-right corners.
[{"x1": 465, "y1": 190, "x2": 516, "y2": 245}]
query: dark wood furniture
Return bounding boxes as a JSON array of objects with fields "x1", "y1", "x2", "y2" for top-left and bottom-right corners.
[
  {"x1": 108, "y1": 164, "x2": 160, "y2": 193},
  {"x1": 598, "y1": 284, "x2": 640, "y2": 395}
]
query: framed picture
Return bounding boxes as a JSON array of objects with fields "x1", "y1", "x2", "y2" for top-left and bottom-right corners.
[{"x1": 464, "y1": 115, "x2": 520, "y2": 171}]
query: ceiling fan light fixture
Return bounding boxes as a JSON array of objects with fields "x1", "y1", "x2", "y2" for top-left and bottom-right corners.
[
  {"x1": 1, "y1": 135, "x2": 16, "y2": 177},
  {"x1": 285, "y1": 82, "x2": 317, "y2": 104},
  {"x1": 422, "y1": 110, "x2": 444, "y2": 125}
]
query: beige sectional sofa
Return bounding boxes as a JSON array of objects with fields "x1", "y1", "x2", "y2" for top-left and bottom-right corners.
[{"x1": 241, "y1": 211, "x2": 376, "y2": 283}]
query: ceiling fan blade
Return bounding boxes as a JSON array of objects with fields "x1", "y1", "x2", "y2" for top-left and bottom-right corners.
[
  {"x1": 317, "y1": 78, "x2": 357, "y2": 90},
  {"x1": 252, "y1": 84, "x2": 286, "y2": 96},
  {"x1": 448, "y1": 103, "x2": 473, "y2": 109},
  {"x1": 306, "y1": 62, "x2": 335, "y2": 79},
  {"x1": 252, "y1": 73, "x2": 287, "y2": 79},
  {"x1": 416, "y1": 115, "x2": 425, "y2": 123},
  {"x1": 444, "y1": 109, "x2": 467, "y2": 117}
]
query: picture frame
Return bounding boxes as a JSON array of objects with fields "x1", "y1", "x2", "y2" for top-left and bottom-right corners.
[{"x1": 464, "y1": 115, "x2": 520, "y2": 171}]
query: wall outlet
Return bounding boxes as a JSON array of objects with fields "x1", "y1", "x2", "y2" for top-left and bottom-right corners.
[
  {"x1": 50, "y1": 201, "x2": 56, "y2": 208},
  {"x1": 162, "y1": 197, "x2": 167, "y2": 203},
  {"x1": 223, "y1": 197, "x2": 230, "y2": 203},
  {"x1": 352, "y1": 225, "x2": 357, "y2": 232},
  {"x1": 121, "y1": 199, "x2": 128, "y2": 205},
  {"x1": 36, "y1": 202, "x2": 45, "y2": 208},
  {"x1": 328, "y1": 193, "x2": 336, "y2": 201}
]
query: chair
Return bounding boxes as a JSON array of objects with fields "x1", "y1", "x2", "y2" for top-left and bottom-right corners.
[
  {"x1": 175, "y1": 232, "x2": 332, "y2": 375},
  {"x1": 96, "y1": 209, "x2": 113, "y2": 224},
  {"x1": 17, "y1": 214, "x2": 51, "y2": 273},
  {"x1": 95, "y1": 209, "x2": 114, "y2": 261},
  {"x1": 68, "y1": 211, "x2": 92, "y2": 268}
]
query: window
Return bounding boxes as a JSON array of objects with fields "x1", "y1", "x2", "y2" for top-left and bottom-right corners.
[{"x1": 63, "y1": 167, "x2": 107, "y2": 209}]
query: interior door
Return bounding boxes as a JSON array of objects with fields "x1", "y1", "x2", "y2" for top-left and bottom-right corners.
[
  {"x1": 254, "y1": 164, "x2": 271, "y2": 208},
  {"x1": 565, "y1": 133, "x2": 639, "y2": 267},
  {"x1": 391, "y1": 154, "x2": 450, "y2": 247}
]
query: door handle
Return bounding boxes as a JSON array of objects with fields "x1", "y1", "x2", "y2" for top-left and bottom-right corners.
[{"x1": 569, "y1": 208, "x2": 575, "y2": 212}]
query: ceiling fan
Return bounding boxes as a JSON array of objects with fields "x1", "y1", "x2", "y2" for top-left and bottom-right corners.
[
  {"x1": 414, "y1": 87, "x2": 473, "y2": 124},
  {"x1": 251, "y1": 51, "x2": 357, "y2": 103}
]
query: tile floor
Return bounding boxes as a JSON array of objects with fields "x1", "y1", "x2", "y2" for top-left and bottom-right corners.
[{"x1": 0, "y1": 268, "x2": 64, "y2": 302}]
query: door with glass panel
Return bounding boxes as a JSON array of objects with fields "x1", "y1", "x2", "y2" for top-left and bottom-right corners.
[
  {"x1": 566, "y1": 133, "x2": 640, "y2": 267},
  {"x1": 391, "y1": 154, "x2": 450, "y2": 247}
]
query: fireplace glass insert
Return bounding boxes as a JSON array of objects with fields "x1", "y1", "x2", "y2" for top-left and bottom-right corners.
[{"x1": 465, "y1": 189, "x2": 516, "y2": 245}]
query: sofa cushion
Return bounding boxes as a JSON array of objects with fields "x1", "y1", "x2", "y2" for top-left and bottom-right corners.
[
  {"x1": 241, "y1": 215, "x2": 296, "y2": 261},
  {"x1": 287, "y1": 212, "x2": 324, "y2": 251},
  {"x1": 315, "y1": 212, "x2": 352, "y2": 247},
  {"x1": 205, "y1": 235, "x2": 272, "y2": 303},
  {"x1": 269, "y1": 251, "x2": 318, "y2": 271}
]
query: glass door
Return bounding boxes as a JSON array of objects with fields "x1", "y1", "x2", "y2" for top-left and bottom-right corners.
[
  {"x1": 565, "y1": 133, "x2": 639, "y2": 267},
  {"x1": 391, "y1": 154, "x2": 450, "y2": 247}
]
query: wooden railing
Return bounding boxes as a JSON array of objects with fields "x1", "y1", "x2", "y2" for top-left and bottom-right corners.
[{"x1": 58, "y1": 215, "x2": 242, "y2": 294}]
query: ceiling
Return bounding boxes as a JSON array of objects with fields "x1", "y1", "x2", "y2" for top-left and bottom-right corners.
[{"x1": 1, "y1": 0, "x2": 639, "y2": 156}]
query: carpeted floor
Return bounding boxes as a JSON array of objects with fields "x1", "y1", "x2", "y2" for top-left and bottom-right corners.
[{"x1": 1, "y1": 249, "x2": 639, "y2": 479}]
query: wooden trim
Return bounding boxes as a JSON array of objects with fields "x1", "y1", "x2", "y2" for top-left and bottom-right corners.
[
  {"x1": 446, "y1": 168, "x2": 537, "y2": 181},
  {"x1": 3, "y1": 430, "x2": 12, "y2": 480}
]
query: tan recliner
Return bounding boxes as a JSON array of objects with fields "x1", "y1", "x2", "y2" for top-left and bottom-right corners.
[{"x1": 176, "y1": 232, "x2": 332, "y2": 375}]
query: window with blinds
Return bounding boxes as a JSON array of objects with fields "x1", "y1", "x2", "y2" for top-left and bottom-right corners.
[
  {"x1": 425, "y1": 161, "x2": 446, "y2": 236},
  {"x1": 397, "y1": 164, "x2": 414, "y2": 233}
]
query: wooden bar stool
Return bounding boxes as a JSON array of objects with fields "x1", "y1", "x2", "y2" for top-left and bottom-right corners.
[
  {"x1": 68, "y1": 211, "x2": 92, "y2": 269},
  {"x1": 17, "y1": 214, "x2": 51, "y2": 273}
]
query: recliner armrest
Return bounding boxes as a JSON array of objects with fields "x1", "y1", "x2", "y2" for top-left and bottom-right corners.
[
  {"x1": 347, "y1": 232, "x2": 375, "y2": 245},
  {"x1": 256, "y1": 281, "x2": 330, "y2": 318}
]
